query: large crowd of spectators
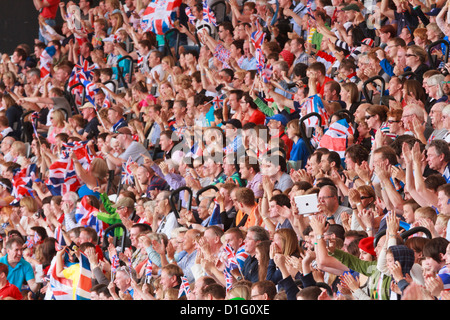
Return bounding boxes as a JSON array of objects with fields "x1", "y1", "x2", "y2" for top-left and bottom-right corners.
[{"x1": 0, "y1": 0, "x2": 450, "y2": 301}]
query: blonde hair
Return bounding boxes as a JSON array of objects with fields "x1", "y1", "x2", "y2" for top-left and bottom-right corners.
[
  {"x1": 227, "y1": 284, "x2": 251, "y2": 300},
  {"x1": 11, "y1": 141, "x2": 26, "y2": 156},
  {"x1": 20, "y1": 196, "x2": 39, "y2": 213},
  {"x1": 89, "y1": 157, "x2": 109, "y2": 180},
  {"x1": 51, "y1": 109, "x2": 66, "y2": 127},
  {"x1": 414, "y1": 206, "x2": 437, "y2": 224}
]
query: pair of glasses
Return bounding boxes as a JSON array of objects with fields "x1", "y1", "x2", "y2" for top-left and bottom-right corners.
[
  {"x1": 365, "y1": 115, "x2": 374, "y2": 120},
  {"x1": 405, "y1": 54, "x2": 416, "y2": 57},
  {"x1": 387, "y1": 120, "x2": 400, "y2": 123}
]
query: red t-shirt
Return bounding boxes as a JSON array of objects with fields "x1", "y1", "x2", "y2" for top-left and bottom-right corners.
[
  {"x1": 0, "y1": 282, "x2": 23, "y2": 300},
  {"x1": 316, "y1": 76, "x2": 333, "y2": 97},
  {"x1": 247, "y1": 108, "x2": 266, "y2": 125},
  {"x1": 40, "y1": 0, "x2": 60, "y2": 19}
]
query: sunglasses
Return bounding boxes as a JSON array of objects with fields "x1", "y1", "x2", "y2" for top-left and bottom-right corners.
[
  {"x1": 365, "y1": 115, "x2": 374, "y2": 120},
  {"x1": 387, "y1": 120, "x2": 400, "y2": 123}
]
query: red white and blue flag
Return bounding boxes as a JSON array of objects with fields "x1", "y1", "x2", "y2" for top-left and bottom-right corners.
[
  {"x1": 61, "y1": 140, "x2": 94, "y2": 170},
  {"x1": 121, "y1": 156, "x2": 135, "y2": 185},
  {"x1": 111, "y1": 254, "x2": 120, "y2": 275},
  {"x1": 75, "y1": 196, "x2": 106, "y2": 238},
  {"x1": 102, "y1": 93, "x2": 112, "y2": 109},
  {"x1": 81, "y1": 79, "x2": 99, "y2": 105},
  {"x1": 301, "y1": 94, "x2": 329, "y2": 128},
  {"x1": 141, "y1": 0, "x2": 182, "y2": 35},
  {"x1": 46, "y1": 157, "x2": 81, "y2": 196},
  {"x1": 223, "y1": 268, "x2": 233, "y2": 292},
  {"x1": 178, "y1": 275, "x2": 191, "y2": 298},
  {"x1": 185, "y1": 6, "x2": 196, "y2": 24},
  {"x1": 39, "y1": 45, "x2": 56, "y2": 79},
  {"x1": 202, "y1": 0, "x2": 217, "y2": 26},
  {"x1": 54, "y1": 225, "x2": 66, "y2": 250},
  {"x1": 222, "y1": 243, "x2": 240, "y2": 271},
  {"x1": 47, "y1": 253, "x2": 73, "y2": 300},
  {"x1": 12, "y1": 164, "x2": 37, "y2": 199},
  {"x1": 319, "y1": 118, "x2": 354, "y2": 159},
  {"x1": 145, "y1": 258, "x2": 153, "y2": 282},
  {"x1": 76, "y1": 251, "x2": 92, "y2": 300}
]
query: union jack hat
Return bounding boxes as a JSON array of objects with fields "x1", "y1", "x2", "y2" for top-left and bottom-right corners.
[{"x1": 361, "y1": 38, "x2": 374, "y2": 47}]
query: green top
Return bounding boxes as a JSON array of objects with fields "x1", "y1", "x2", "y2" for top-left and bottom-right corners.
[
  {"x1": 331, "y1": 249, "x2": 392, "y2": 300},
  {"x1": 98, "y1": 193, "x2": 124, "y2": 237}
]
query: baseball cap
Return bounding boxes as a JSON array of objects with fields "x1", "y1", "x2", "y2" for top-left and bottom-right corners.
[
  {"x1": 361, "y1": 38, "x2": 374, "y2": 47},
  {"x1": 425, "y1": 7, "x2": 441, "y2": 16},
  {"x1": 266, "y1": 114, "x2": 288, "y2": 127},
  {"x1": 112, "y1": 197, "x2": 135, "y2": 209},
  {"x1": 79, "y1": 102, "x2": 95, "y2": 110},
  {"x1": 115, "y1": 127, "x2": 132, "y2": 135}
]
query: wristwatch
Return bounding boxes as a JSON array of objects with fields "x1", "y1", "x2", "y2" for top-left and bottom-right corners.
[{"x1": 316, "y1": 234, "x2": 324, "y2": 240}]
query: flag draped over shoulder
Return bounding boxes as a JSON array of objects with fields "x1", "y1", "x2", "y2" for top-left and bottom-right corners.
[
  {"x1": 47, "y1": 254, "x2": 73, "y2": 300},
  {"x1": 140, "y1": 0, "x2": 182, "y2": 35},
  {"x1": 319, "y1": 118, "x2": 354, "y2": 159}
]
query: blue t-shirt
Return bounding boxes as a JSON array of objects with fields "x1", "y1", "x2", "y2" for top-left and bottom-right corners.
[
  {"x1": 289, "y1": 138, "x2": 310, "y2": 169},
  {"x1": 0, "y1": 256, "x2": 35, "y2": 291}
]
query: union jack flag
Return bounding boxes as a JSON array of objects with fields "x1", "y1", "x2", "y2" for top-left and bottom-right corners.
[
  {"x1": 40, "y1": 45, "x2": 56, "y2": 79},
  {"x1": 75, "y1": 56, "x2": 97, "y2": 78},
  {"x1": 12, "y1": 164, "x2": 37, "y2": 199},
  {"x1": 212, "y1": 94, "x2": 224, "y2": 110},
  {"x1": 178, "y1": 276, "x2": 191, "y2": 298},
  {"x1": 202, "y1": 0, "x2": 217, "y2": 26},
  {"x1": 185, "y1": 6, "x2": 196, "y2": 24},
  {"x1": 54, "y1": 225, "x2": 66, "y2": 251},
  {"x1": 213, "y1": 42, "x2": 231, "y2": 69},
  {"x1": 145, "y1": 258, "x2": 153, "y2": 280},
  {"x1": 222, "y1": 243, "x2": 240, "y2": 271},
  {"x1": 121, "y1": 156, "x2": 135, "y2": 185},
  {"x1": 76, "y1": 251, "x2": 92, "y2": 300},
  {"x1": 223, "y1": 268, "x2": 233, "y2": 292},
  {"x1": 47, "y1": 253, "x2": 73, "y2": 300},
  {"x1": 301, "y1": 94, "x2": 329, "y2": 129},
  {"x1": 61, "y1": 140, "x2": 94, "y2": 170},
  {"x1": 25, "y1": 235, "x2": 35, "y2": 249},
  {"x1": 306, "y1": 0, "x2": 315, "y2": 19},
  {"x1": 75, "y1": 196, "x2": 106, "y2": 238},
  {"x1": 319, "y1": 118, "x2": 354, "y2": 159},
  {"x1": 46, "y1": 157, "x2": 81, "y2": 196},
  {"x1": 81, "y1": 79, "x2": 99, "y2": 105},
  {"x1": 111, "y1": 254, "x2": 120, "y2": 274},
  {"x1": 141, "y1": 0, "x2": 182, "y2": 35},
  {"x1": 102, "y1": 93, "x2": 112, "y2": 109},
  {"x1": 250, "y1": 25, "x2": 265, "y2": 51}
]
